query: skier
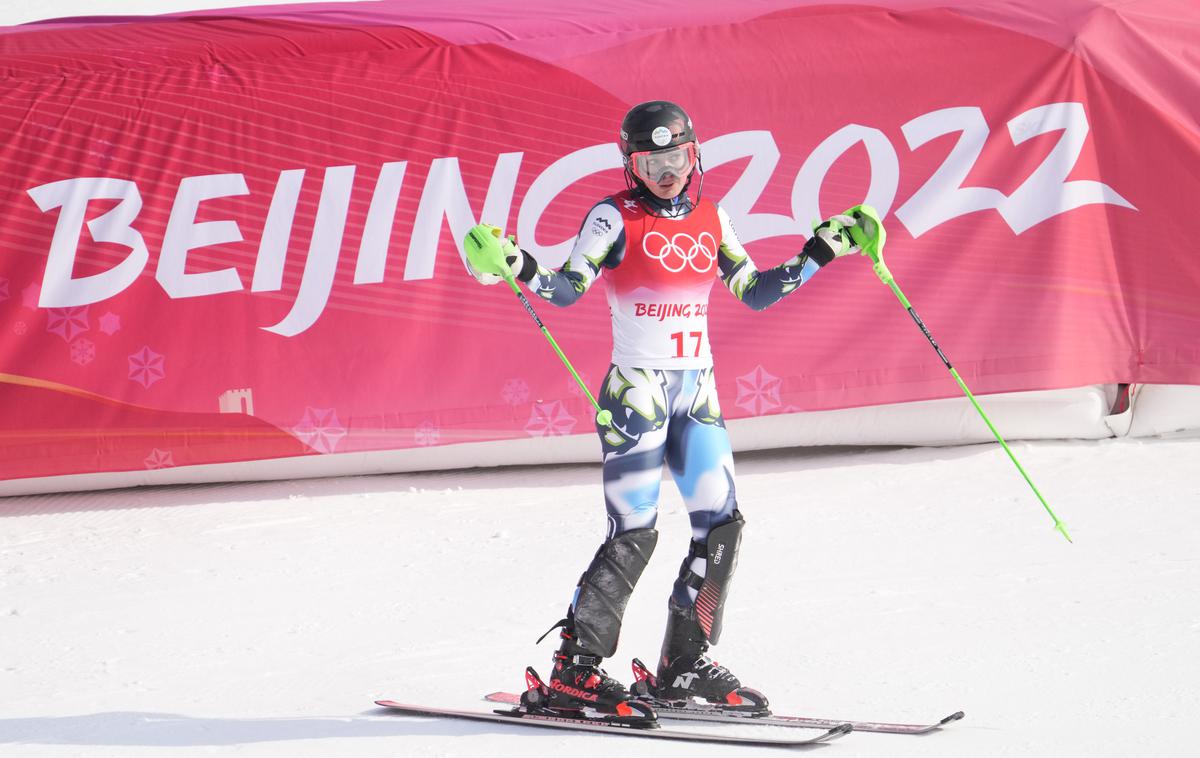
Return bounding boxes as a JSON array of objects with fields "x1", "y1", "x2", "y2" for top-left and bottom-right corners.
[{"x1": 463, "y1": 100, "x2": 879, "y2": 720}]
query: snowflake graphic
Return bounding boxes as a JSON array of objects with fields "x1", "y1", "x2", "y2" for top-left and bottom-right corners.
[
  {"x1": 525, "y1": 400, "x2": 577, "y2": 437},
  {"x1": 70, "y1": 338, "x2": 96, "y2": 366},
  {"x1": 501, "y1": 378, "x2": 530, "y2": 406},
  {"x1": 13, "y1": 321, "x2": 27, "y2": 336},
  {"x1": 735, "y1": 365, "x2": 783, "y2": 416},
  {"x1": 47, "y1": 306, "x2": 89, "y2": 342},
  {"x1": 292, "y1": 406, "x2": 347, "y2": 454},
  {"x1": 0, "y1": 277, "x2": 9, "y2": 302},
  {"x1": 128, "y1": 346, "x2": 166, "y2": 388},
  {"x1": 98, "y1": 312, "x2": 121, "y2": 336},
  {"x1": 414, "y1": 421, "x2": 440, "y2": 447},
  {"x1": 144, "y1": 448, "x2": 175, "y2": 469}
]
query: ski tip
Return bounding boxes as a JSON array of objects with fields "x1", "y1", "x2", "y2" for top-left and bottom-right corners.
[{"x1": 941, "y1": 711, "x2": 966, "y2": 725}]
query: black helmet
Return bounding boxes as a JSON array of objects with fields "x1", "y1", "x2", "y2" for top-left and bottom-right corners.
[{"x1": 618, "y1": 100, "x2": 697, "y2": 157}]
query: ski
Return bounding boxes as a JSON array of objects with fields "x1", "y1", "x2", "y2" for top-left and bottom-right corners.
[
  {"x1": 487, "y1": 686, "x2": 963, "y2": 737},
  {"x1": 624, "y1": 656, "x2": 964, "y2": 734},
  {"x1": 626, "y1": 699, "x2": 964, "y2": 735},
  {"x1": 376, "y1": 699, "x2": 852, "y2": 747}
]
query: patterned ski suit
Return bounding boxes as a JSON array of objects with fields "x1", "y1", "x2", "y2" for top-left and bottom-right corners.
[{"x1": 523, "y1": 188, "x2": 826, "y2": 609}]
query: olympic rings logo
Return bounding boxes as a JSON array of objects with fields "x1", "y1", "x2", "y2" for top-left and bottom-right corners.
[{"x1": 643, "y1": 231, "x2": 718, "y2": 274}]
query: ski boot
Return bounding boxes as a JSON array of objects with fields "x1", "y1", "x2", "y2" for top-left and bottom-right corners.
[
  {"x1": 522, "y1": 620, "x2": 656, "y2": 724},
  {"x1": 633, "y1": 600, "x2": 769, "y2": 714}
]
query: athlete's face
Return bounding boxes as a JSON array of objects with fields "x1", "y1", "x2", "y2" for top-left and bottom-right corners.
[{"x1": 632, "y1": 142, "x2": 697, "y2": 200}]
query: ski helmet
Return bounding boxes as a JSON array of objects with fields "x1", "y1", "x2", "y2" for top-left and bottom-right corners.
[
  {"x1": 619, "y1": 100, "x2": 697, "y2": 157},
  {"x1": 618, "y1": 100, "x2": 701, "y2": 200}
]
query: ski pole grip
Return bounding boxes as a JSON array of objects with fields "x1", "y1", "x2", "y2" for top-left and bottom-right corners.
[
  {"x1": 464, "y1": 223, "x2": 510, "y2": 278},
  {"x1": 842, "y1": 203, "x2": 885, "y2": 260},
  {"x1": 842, "y1": 203, "x2": 903, "y2": 291}
]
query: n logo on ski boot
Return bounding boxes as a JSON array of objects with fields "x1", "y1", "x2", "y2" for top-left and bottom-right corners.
[{"x1": 672, "y1": 672, "x2": 699, "y2": 690}]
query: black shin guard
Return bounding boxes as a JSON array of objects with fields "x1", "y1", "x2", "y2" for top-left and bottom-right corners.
[
  {"x1": 571, "y1": 528, "x2": 659, "y2": 656},
  {"x1": 674, "y1": 510, "x2": 744, "y2": 644}
]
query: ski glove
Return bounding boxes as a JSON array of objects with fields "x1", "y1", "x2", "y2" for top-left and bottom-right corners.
[
  {"x1": 463, "y1": 223, "x2": 536, "y2": 285},
  {"x1": 802, "y1": 213, "x2": 868, "y2": 267}
]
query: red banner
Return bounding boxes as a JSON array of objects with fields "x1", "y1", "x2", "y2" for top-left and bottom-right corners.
[{"x1": 2, "y1": 0, "x2": 1198, "y2": 481}]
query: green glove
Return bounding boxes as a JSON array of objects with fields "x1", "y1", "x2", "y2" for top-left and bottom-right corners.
[{"x1": 463, "y1": 223, "x2": 512, "y2": 285}]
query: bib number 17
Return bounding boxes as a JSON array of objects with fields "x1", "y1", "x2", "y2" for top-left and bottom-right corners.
[{"x1": 671, "y1": 331, "x2": 704, "y2": 358}]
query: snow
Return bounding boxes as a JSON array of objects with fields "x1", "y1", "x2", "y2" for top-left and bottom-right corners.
[{"x1": 4, "y1": 435, "x2": 1199, "y2": 757}]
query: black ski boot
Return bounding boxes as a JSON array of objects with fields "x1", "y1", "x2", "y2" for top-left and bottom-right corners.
[
  {"x1": 524, "y1": 529, "x2": 660, "y2": 722},
  {"x1": 647, "y1": 600, "x2": 768, "y2": 712},
  {"x1": 533, "y1": 620, "x2": 655, "y2": 721}
]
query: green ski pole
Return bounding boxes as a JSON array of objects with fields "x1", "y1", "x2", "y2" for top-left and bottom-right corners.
[
  {"x1": 499, "y1": 272, "x2": 613, "y2": 429},
  {"x1": 843, "y1": 205, "x2": 1071, "y2": 543},
  {"x1": 464, "y1": 225, "x2": 613, "y2": 429}
]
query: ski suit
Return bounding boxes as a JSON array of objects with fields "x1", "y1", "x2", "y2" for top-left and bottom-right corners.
[{"x1": 523, "y1": 189, "x2": 825, "y2": 609}]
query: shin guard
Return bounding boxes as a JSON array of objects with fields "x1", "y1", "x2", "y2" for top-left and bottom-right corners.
[
  {"x1": 678, "y1": 510, "x2": 744, "y2": 644},
  {"x1": 571, "y1": 528, "x2": 659, "y2": 656}
]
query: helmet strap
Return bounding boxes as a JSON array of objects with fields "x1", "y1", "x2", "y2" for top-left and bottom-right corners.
[{"x1": 689, "y1": 157, "x2": 705, "y2": 209}]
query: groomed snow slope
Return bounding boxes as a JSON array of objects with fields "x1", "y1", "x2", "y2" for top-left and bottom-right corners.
[{"x1": 3, "y1": 435, "x2": 1198, "y2": 758}]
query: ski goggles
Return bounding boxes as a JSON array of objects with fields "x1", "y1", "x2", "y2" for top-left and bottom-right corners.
[{"x1": 629, "y1": 142, "x2": 698, "y2": 184}]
